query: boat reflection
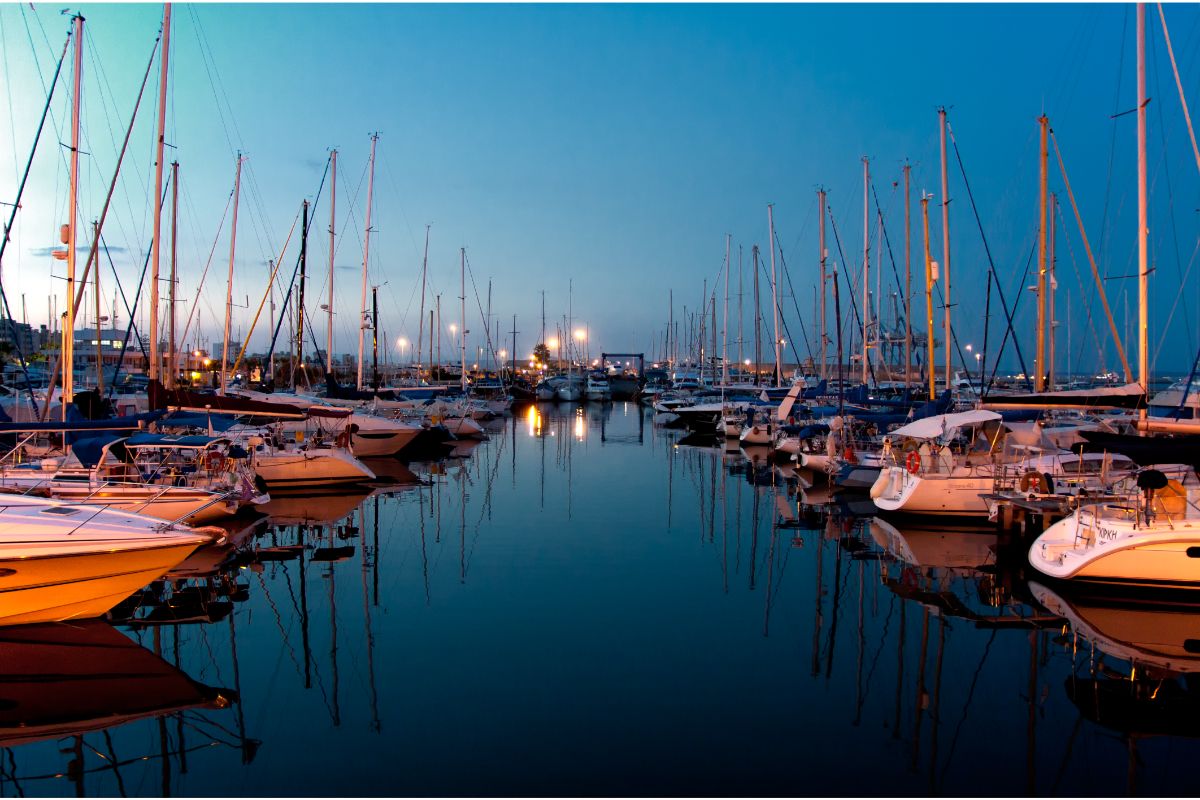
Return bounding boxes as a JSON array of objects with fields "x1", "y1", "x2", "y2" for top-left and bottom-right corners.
[{"x1": 0, "y1": 621, "x2": 232, "y2": 749}]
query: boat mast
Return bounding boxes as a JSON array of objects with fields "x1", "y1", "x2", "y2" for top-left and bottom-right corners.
[
  {"x1": 327, "y1": 149, "x2": 336, "y2": 374},
  {"x1": 722, "y1": 233, "x2": 730, "y2": 394},
  {"x1": 818, "y1": 188, "x2": 827, "y2": 383},
  {"x1": 167, "y1": 160, "x2": 178, "y2": 389},
  {"x1": 357, "y1": 133, "x2": 378, "y2": 391},
  {"x1": 752, "y1": 245, "x2": 761, "y2": 386},
  {"x1": 295, "y1": 199, "x2": 308, "y2": 391},
  {"x1": 149, "y1": 3, "x2": 170, "y2": 385},
  {"x1": 62, "y1": 12, "x2": 84, "y2": 420},
  {"x1": 1136, "y1": 2, "x2": 1149, "y2": 419},
  {"x1": 371, "y1": 285, "x2": 379, "y2": 389},
  {"x1": 1049, "y1": 192, "x2": 1057, "y2": 390},
  {"x1": 459, "y1": 247, "x2": 467, "y2": 393},
  {"x1": 1036, "y1": 114, "x2": 1049, "y2": 392},
  {"x1": 903, "y1": 163, "x2": 912, "y2": 392},
  {"x1": 220, "y1": 154, "x2": 243, "y2": 394},
  {"x1": 938, "y1": 108, "x2": 952, "y2": 391},
  {"x1": 861, "y1": 158, "x2": 870, "y2": 387},
  {"x1": 93, "y1": 221, "x2": 102, "y2": 393},
  {"x1": 417, "y1": 224, "x2": 430, "y2": 379},
  {"x1": 768, "y1": 204, "x2": 781, "y2": 387},
  {"x1": 922, "y1": 194, "x2": 935, "y2": 400},
  {"x1": 737, "y1": 244, "x2": 744, "y2": 373}
]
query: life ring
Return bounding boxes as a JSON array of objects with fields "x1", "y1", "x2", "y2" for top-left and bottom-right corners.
[
  {"x1": 205, "y1": 450, "x2": 225, "y2": 471},
  {"x1": 1019, "y1": 470, "x2": 1051, "y2": 494},
  {"x1": 843, "y1": 446, "x2": 858, "y2": 464},
  {"x1": 905, "y1": 450, "x2": 921, "y2": 474}
]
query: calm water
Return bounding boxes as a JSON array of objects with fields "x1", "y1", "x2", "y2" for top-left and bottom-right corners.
[{"x1": 3, "y1": 402, "x2": 1200, "y2": 797}]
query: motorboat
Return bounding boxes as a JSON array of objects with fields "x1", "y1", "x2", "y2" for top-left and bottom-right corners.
[
  {"x1": 585, "y1": 372, "x2": 612, "y2": 402},
  {"x1": 0, "y1": 494, "x2": 219, "y2": 626}
]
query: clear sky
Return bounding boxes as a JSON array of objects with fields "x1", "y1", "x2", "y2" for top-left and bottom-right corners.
[{"x1": 2, "y1": 2, "x2": 1199, "y2": 377}]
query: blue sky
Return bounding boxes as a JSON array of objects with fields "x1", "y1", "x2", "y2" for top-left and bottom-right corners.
[{"x1": 2, "y1": 3, "x2": 1199, "y2": 375}]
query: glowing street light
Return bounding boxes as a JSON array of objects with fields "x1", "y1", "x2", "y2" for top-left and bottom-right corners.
[
  {"x1": 547, "y1": 337, "x2": 559, "y2": 349},
  {"x1": 573, "y1": 329, "x2": 586, "y2": 341}
]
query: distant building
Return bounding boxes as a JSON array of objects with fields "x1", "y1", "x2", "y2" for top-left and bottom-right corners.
[{"x1": 0, "y1": 318, "x2": 36, "y2": 358}]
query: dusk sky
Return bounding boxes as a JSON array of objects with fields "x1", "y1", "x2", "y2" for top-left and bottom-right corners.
[{"x1": 2, "y1": 2, "x2": 1199, "y2": 376}]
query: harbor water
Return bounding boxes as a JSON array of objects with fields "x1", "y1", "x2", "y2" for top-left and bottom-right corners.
[{"x1": 3, "y1": 402, "x2": 1199, "y2": 796}]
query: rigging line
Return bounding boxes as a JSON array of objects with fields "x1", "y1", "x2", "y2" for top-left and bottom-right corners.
[
  {"x1": 1157, "y1": 3, "x2": 1200, "y2": 182},
  {"x1": 0, "y1": 10, "x2": 20, "y2": 178},
  {"x1": 946, "y1": 119, "x2": 1033, "y2": 388},
  {"x1": 773, "y1": 233, "x2": 815, "y2": 367},
  {"x1": 1054, "y1": 199, "x2": 1107, "y2": 378},
  {"x1": 106, "y1": 183, "x2": 169, "y2": 400},
  {"x1": 0, "y1": 27, "x2": 69, "y2": 417},
  {"x1": 265, "y1": 156, "x2": 330, "y2": 364},
  {"x1": 102, "y1": 232, "x2": 149, "y2": 359},
  {"x1": 827, "y1": 205, "x2": 877, "y2": 387},
  {"x1": 984, "y1": 236, "x2": 1037, "y2": 396},
  {"x1": 869, "y1": 181, "x2": 910, "y2": 321},
  {"x1": 1149, "y1": 29, "x2": 1194, "y2": 363},
  {"x1": 230, "y1": 208, "x2": 301, "y2": 378},
  {"x1": 1153, "y1": 234, "x2": 1200, "y2": 370},
  {"x1": 1050, "y1": 129, "x2": 1133, "y2": 383},
  {"x1": 178, "y1": 182, "x2": 235, "y2": 351}
]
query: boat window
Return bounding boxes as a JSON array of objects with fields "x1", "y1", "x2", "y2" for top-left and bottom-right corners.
[{"x1": 40, "y1": 506, "x2": 81, "y2": 515}]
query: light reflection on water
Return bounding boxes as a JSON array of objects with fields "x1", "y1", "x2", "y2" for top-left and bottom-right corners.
[{"x1": 2, "y1": 402, "x2": 1200, "y2": 796}]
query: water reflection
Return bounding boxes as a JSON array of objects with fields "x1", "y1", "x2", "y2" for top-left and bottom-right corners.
[{"x1": 3, "y1": 402, "x2": 1200, "y2": 795}]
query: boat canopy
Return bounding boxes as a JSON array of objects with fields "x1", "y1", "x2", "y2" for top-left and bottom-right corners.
[
  {"x1": 124, "y1": 433, "x2": 230, "y2": 450},
  {"x1": 889, "y1": 409, "x2": 1003, "y2": 440}
]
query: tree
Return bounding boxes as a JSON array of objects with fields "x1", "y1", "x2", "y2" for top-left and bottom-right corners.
[{"x1": 533, "y1": 342, "x2": 550, "y2": 366}]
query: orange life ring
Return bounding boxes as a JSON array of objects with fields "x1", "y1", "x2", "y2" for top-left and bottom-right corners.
[
  {"x1": 843, "y1": 446, "x2": 858, "y2": 464},
  {"x1": 205, "y1": 450, "x2": 225, "y2": 471},
  {"x1": 905, "y1": 450, "x2": 921, "y2": 475}
]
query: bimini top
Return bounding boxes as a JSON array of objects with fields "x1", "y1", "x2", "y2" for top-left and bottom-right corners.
[{"x1": 889, "y1": 409, "x2": 1003, "y2": 440}]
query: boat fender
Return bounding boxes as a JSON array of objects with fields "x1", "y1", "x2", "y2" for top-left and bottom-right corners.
[{"x1": 869, "y1": 470, "x2": 893, "y2": 499}]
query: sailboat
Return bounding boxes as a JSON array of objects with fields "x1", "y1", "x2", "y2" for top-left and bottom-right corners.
[{"x1": 1029, "y1": 5, "x2": 1200, "y2": 588}]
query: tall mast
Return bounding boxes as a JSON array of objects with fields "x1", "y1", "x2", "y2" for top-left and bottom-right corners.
[
  {"x1": 861, "y1": 157, "x2": 870, "y2": 386},
  {"x1": 722, "y1": 233, "x2": 730, "y2": 393},
  {"x1": 149, "y1": 3, "x2": 171, "y2": 383},
  {"x1": 818, "y1": 188, "x2": 827, "y2": 382},
  {"x1": 436, "y1": 294, "x2": 442, "y2": 374},
  {"x1": 93, "y1": 221, "x2": 102, "y2": 393},
  {"x1": 167, "y1": 160, "x2": 179, "y2": 389},
  {"x1": 752, "y1": 245, "x2": 762, "y2": 385},
  {"x1": 922, "y1": 194, "x2": 935, "y2": 400},
  {"x1": 668, "y1": 289, "x2": 673, "y2": 368},
  {"x1": 327, "y1": 149, "x2": 336, "y2": 374},
  {"x1": 62, "y1": 12, "x2": 84, "y2": 419},
  {"x1": 768, "y1": 204, "x2": 781, "y2": 387},
  {"x1": 1136, "y1": 2, "x2": 1149, "y2": 417},
  {"x1": 939, "y1": 107, "x2": 952, "y2": 390},
  {"x1": 357, "y1": 133, "x2": 378, "y2": 391},
  {"x1": 459, "y1": 247, "x2": 467, "y2": 393},
  {"x1": 737, "y1": 244, "x2": 744, "y2": 372},
  {"x1": 220, "y1": 154, "x2": 243, "y2": 394},
  {"x1": 371, "y1": 285, "x2": 379, "y2": 389},
  {"x1": 295, "y1": 199, "x2": 308, "y2": 391},
  {"x1": 1048, "y1": 192, "x2": 1057, "y2": 391},
  {"x1": 417, "y1": 224, "x2": 430, "y2": 378},
  {"x1": 903, "y1": 163, "x2": 912, "y2": 391},
  {"x1": 1036, "y1": 114, "x2": 1049, "y2": 392}
]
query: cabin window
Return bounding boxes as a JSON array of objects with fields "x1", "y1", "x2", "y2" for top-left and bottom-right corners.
[{"x1": 40, "y1": 506, "x2": 80, "y2": 515}]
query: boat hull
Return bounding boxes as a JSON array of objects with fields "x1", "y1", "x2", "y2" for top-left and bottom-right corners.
[
  {"x1": 0, "y1": 540, "x2": 208, "y2": 626},
  {"x1": 1030, "y1": 513, "x2": 1200, "y2": 587}
]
